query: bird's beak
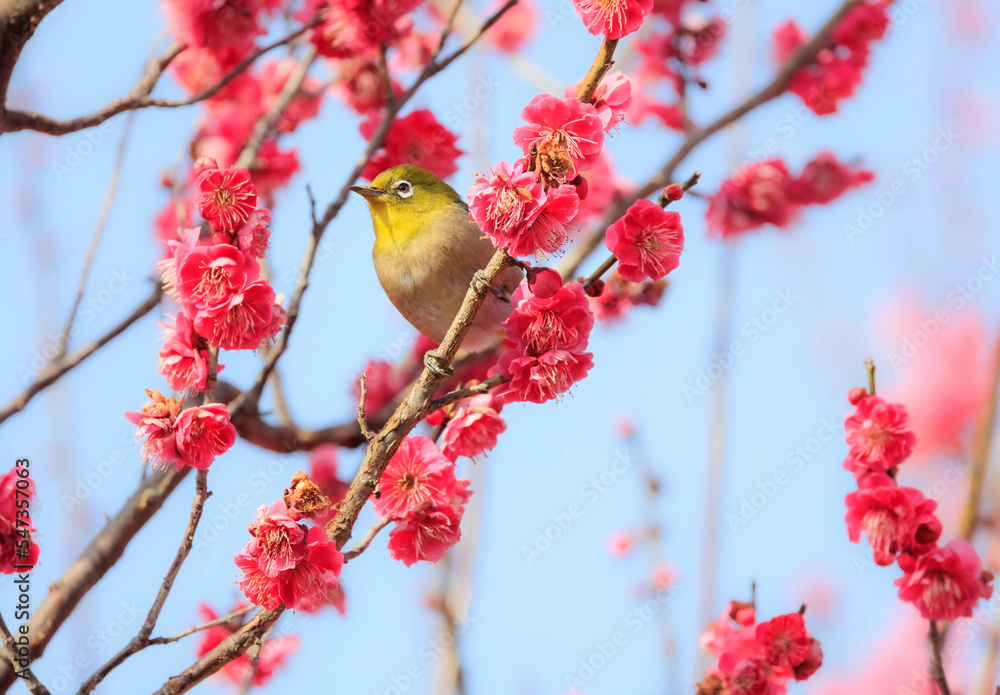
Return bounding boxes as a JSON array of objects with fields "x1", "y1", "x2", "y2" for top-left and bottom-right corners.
[{"x1": 349, "y1": 185, "x2": 383, "y2": 199}]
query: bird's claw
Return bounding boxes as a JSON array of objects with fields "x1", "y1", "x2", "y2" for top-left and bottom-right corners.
[
  {"x1": 472, "y1": 270, "x2": 509, "y2": 302},
  {"x1": 423, "y1": 351, "x2": 454, "y2": 378}
]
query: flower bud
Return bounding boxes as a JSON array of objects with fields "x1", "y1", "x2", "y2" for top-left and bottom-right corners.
[
  {"x1": 663, "y1": 183, "x2": 684, "y2": 202},
  {"x1": 847, "y1": 386, "x2": 867, "y2": 405},
  {"x1": 526, "y1": 266, "x2": 563, "y2": 298},
  {"x1": 193, "y1": 156, "x2": 219, "y2": 178},
  {"x1": 584, "y1": 278, "x2": 605, "y2": 297}
]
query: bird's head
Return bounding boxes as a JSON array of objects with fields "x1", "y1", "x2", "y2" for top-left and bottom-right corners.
[
  {"x1": 350, "y1": 165, "x2": 464, "y2": 248},
  {"x1": 350, "y1": 165, "x2": 462, "y2": 215}
]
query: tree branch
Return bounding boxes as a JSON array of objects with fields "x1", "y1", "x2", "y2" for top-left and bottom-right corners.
[
  {"x1": 0, "y1": 0, "x2": 65, "y2": 132},
  {"x1": 56, "y1": 111, "x2": 136, "y2": 358},
  {"x1": 2, "y1": 17, "x2": 321, "y2": 136},
  {"x1": 959, "y1": 326, "x2": 1000, "y2": 540},
  {"x1": 556, "y1": 0, "x2": 865, "y2": 281},
  {"x1": 77, "y1": 470, "x2": 211, "y2": 694},
  {"x1": 0, "y1": 610, "x2": 51, "y2": 694},
  {"x1": 0, "y1": 467, "x2": 189, "y2": 690},
  {"x1": 147, "y1": 606, "x2": 255, "y2": 646},
  {"x1": 929, "y1": 620, "x2": 952, "y2": 695},
  {"x1": 0, "y1": 284, "x2": 162, "y2": 428}
]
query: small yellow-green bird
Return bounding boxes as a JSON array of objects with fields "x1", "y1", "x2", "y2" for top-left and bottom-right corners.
[{"x1": 350, "y1": 165, "x2": 523, "y2": 369}]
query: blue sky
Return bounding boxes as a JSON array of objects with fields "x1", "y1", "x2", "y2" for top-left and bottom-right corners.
[{"x1": 0, "y1": 0, "x2": 998, "y2": 693}]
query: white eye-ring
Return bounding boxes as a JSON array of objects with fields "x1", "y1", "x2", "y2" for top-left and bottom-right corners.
[{"x1": 396, "y1": 180, "x2": 413, "y2": 198}]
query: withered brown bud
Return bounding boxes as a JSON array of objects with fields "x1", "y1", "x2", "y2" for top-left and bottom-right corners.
[
  {"x1": 283, "y1": 471, "x2": 331, "y2": 520},
  {"x1": 584, "y1": 278, "x2": 605, "y2": 297},
  {"x1": 641, "y1": 280, "x2": 667, "y2": 306},
  {"x1": 696, "y1": 674, "x2": 729, "y2": 695}
]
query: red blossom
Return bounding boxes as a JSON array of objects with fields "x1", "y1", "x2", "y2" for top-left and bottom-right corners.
[
  {"x1": 572, "y1": 0, "x2": 652, "y2": 40},
  {"x1": 157, "y1": 310, "x2": 215, "y2": 395},
  {"x1": 163, "y1": 0, "x2": 270, "y2": 56},
  {"x1": 844, "y1": 483, "x2": 918, "y2": 566},
  {"x1": 789, "y1": 152, "x2": 874, "y2": 205},
  {"x1": 439, "y1": 393, "x2": 507, "y2": 462},
  {"x1": 567, "y1": 70, "x2": 632, "y2": 131},
  {"x1": 755, "y1": 612, "x2": 810, "y2": 669},
  {"x1": 497, "y1": 347, "x2": 594, "y2": 404},
  {"x1": 374, "y1": 436, "x2": 459, "y2": 518},
  {"x1": 792, "y1": 638, "x2": 823, "y2": 681},
  {"x1": 386, "y1": 480, "x2": 471, "y2": 566},
  {"x1": 174, "y1": 403, "x2": 237, "y2": 470},
  {"x1": 236, "y1": 510, "x2": 343, "y2": 612},
  {"x1": 468, "y1": 161, "x2": 545, "y2": 255},
  {"x1": 486, "y1": 0, "x2": 537, "y2": 52},
  {"x1": 332, "y1": 57, "x2": 402, "y2": 114},
  {"x1": 605, "y1": 198, "x2": 684, "y2": 282},
  {"x1": 177, "y1": 243, "x2": 258, "y2": 315},
  {"x1": 844, "y1": 394, "x2": 916, "y2": 473},
  {"x1": 513, "y1": 95, "x2": 605, "y2": 184},
  {"x1": 0, "y1": 467, "x2": 39, "y2": 573},
  {"x1": 197, "y1": 166, "x2": 258, "y2": 232},
  {"x1": 193, "y1": 279, "x2": 277, "y2": 351},
  {"x1": 895, "y1": 539, "x2": 994, "y2": 621},
  {"x1": 124, "y1": 389, "x2": 183, "y2": 468},
  {"x1": 360, "y1": 109, "x2": 462, "y2": 181},
  {"x1": 505, "y1": 279, "x2": 594, "y2": 354},
  {"x1": 706, "y1": 160, "x2": 799, "y2": 238}
]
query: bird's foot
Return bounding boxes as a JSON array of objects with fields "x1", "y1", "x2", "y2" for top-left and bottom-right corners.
[
  {"x1": 472, "y1": 270, "x2": 509, "y2": 302},
  {"x1": 423, "y1": 350, "x2": 454, "y2": 378}
]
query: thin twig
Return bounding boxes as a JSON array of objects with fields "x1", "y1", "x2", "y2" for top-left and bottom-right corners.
[
  {"x1": 235, "y1": 44, "x2": 318, "y2": 170},
  {"x1": 0, "y1": 284, "x2": 162, "y2": 428},
  {"x1": 55, "y1": 111, "x2": 136, "y2": 358},
  {"x1": 576, "y1": 37, "x2": 618, "y2": 102},
  {"x1": 959, "y1": 327, "x2": 1000, "y2": 540},
  {"x1": 929, "y1": 620, "x2": 952, "y2": 695},
  {"x1": 428, "y1": 374, "x2": 505, "y2": 412},
  {"x1": 343, "y1": 517, "x2": 393, "y2": 562},
  {"x1": 580, "y1": 171, "x2": 700, "y2": 291},
  {"x1": 148, "y1": 606, "x2": 255, "y2": 646},
  {"x1": 76, "y1": 469, "x2": 212, "y2": 694},
  {"x1": 378, "y1": 42, "x2": 396, "y2": 113},
  {"x1": 3, "y1": 18, "x2": 322, "y2": 136},
  {"x1": 556, "y1": 0, "x2": 866, "y2": 282},
  {"x1": 357, "y1": 372, "x2": 375, "y2": 444},
  {"x1": 865, "y1": 357, "x2": 876, "y2": 396},
  {"x1": 0, "y1": 466, "x2": 189, "y2": 690},
  {"x1": 0, "y1": 612, "x2": 51, "y2": 694}
]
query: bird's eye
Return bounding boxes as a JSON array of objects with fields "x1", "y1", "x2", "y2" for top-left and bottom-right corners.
[{"x1": 396, "y1": 180, "x2": 413, "y2": 198}]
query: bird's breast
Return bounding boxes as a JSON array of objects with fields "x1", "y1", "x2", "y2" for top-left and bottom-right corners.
[{"x1": 372, "y1": 204, "x2": 519, "y2": 346}]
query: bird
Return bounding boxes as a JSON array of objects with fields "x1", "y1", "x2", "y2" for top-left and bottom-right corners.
[{"x1": 349, "y1": 165, "x2": 523, "y2": 375}]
